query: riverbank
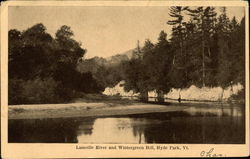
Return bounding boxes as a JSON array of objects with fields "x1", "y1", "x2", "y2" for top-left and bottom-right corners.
[
  {"x1": 8, "y1": 100, "x2": 240, "y2": 119},
  {"x1": 8, "y1": 102, "x2": 184, "y2": 119}
]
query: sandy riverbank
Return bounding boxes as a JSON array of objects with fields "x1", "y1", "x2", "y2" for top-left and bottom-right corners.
[
  {"x1": 8, "y1": 102, "x2": 188, "y2": 119},
  {"x1": 8, "y1": 100, "x2": 238, "y2": 120}
]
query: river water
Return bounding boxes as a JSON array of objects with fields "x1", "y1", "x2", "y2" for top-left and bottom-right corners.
[{"x1": 8, "y1": 105, "x2": 245, "y2": 144}]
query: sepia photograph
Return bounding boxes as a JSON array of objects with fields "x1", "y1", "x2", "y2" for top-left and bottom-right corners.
[{"x1": 1, "y1": 0, "x2": 249, "y2": 158}]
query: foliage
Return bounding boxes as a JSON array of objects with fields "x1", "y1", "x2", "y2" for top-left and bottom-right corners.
[
  {"x1": 9, "y1": 7, "x2": 245, "y2": 104},
  {"x1": 121, "y1": 6, "x2": 245, "y2": 102},
  {"x1": 8, "y1": 24, "x2": 102, "y2": 104},
  {"x1": 9, "y1": 78, "x2": 59, "y2": 104}
]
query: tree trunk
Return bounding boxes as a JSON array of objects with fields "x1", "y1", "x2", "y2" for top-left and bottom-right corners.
[
  {"x1": 220, "y1": 88, "x2": 224, "y2": 102},
  {"x1": 172, "y1": 55, "x2": 175, "y2": 65},
  {"x1": 184, "y1": 41, "x2": 188, "y2": 83},
  {"x1": 178, "y1": 89, "x2": 182, "y2": 103},
  {"x1": 139, "y1": 90, "x2": 148, "y2": 102},
  {"x1": 202, "y1": 32, "x2": 205, "y2": 87},
  {"x1": 230, "y1": 83, "x2": 234, "y2": 95},
  {"x1": 156, "y1": 90, "x2": 164, "y2": 103}
]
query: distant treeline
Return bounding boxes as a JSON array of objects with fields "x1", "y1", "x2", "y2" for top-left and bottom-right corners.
[{"x1": 8, "y1": 7, "x2": 245, "y2": 104}]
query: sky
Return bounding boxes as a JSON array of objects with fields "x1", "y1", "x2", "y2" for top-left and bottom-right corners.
[{"x1": 9, "y1": 6, "x2": 245, "y2": 58}]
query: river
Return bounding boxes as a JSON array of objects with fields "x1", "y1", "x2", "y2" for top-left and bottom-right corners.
[{"x1": 8, "y1": 105, "x2": 245, "y2": 144}]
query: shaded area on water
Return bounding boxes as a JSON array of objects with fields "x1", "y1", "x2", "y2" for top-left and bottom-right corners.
[{"x1": 9, "y1": 105, "x2": 245, "y2": 144}]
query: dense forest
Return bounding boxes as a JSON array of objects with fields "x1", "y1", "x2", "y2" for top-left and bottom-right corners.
[
  {"x1": 8, "y1": 7, "x2": 245, "y2": 104},
  {"x1": 121, "y1": 7, "x2": 245, "y2": 102}
]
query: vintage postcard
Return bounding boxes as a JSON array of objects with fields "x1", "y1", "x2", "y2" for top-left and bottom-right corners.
[{"x1": 1, "y1": 0, "x2": 249, "y2": 158}]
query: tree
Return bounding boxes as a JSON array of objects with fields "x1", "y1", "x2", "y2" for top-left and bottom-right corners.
[
  {"x1": 236, "y1": 17, "x2": 245, "y2": 85},
  {"x1": 167, "y1": 6, "x2": 191, "y2": 97},
  {"x1": 215, "y1": 8, "x2": 231, "y2": 81},
  {"x1": 55, "y1": 25, "x2": 86, "y2": 66},
  {"x1": 230, "y1": 16, "x2": 245, "y2": 86},
  {"x1": 145, "y1": 31, "x2": 172, "y2": 102},
  {"x1": 167, "y1": 6, "x2": 188, "y2": 67},
  {"x1": 9, "y1": 24, "x2": 53, "y2": 80},
  {"x1": 182, "y1": 19, "x2": 202, "y2": 87},
  {"x1": 8, "y1": 23, "x2": 102, "y2": 104},
  {"x1": 123, "y1": 57, "x2": 149, "y2": 101},
  {"x1": 186, "y1": 7, "x2": 217, "y2": 87}
]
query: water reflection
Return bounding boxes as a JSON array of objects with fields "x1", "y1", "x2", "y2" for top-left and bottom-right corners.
[
  {"x1": 9, "y1": 105, "x2": 245, "y2": 144},
  {"x1": 185, "y1": 105, "x2": 242, "y2": 117},
  {"x1": 77, "y1": 118, "x2": 147, "y2": 143},
  {"x1": 9, "y1": 118, "x2": 95, "y2": 143}
]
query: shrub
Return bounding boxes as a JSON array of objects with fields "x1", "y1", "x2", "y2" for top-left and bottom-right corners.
[
  {"x1": 9, "y1": 78, "x2": 26, "y2": 105},
  {"x1": 9, "y1": 77, "x2": 60, "y2": 104}
]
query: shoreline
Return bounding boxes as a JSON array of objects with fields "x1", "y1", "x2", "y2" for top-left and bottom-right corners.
[{"x1": 8, "y1": 100, "x2": 241, "y2": 120}]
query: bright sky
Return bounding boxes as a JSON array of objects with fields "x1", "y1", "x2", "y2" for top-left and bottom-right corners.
[{"x1": 9, "y1": 6, "x2": 245, "y2": 58}]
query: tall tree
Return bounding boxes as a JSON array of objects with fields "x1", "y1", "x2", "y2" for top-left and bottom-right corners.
[
  {"x1": 153, "y1": 31, "x2": 172, "y2": 102},
  {"x1": 187, "y1": 7, "x2": 217, "y2": 87},
  {"x1": 215, "y1": 7, "x2": 231, "y2": 89},
  {"x1": 167, "y1": 6, "x2": 188, "y2": 67},
  {"x1": 137, "y1": 31, "x2": 173, "y2": 102},
  {"x1": 167, "y1": 6, "x2": 189, "y2": 99},
  {"x1": 229, "y1": 16, "x2": 245, "y2": 86}
]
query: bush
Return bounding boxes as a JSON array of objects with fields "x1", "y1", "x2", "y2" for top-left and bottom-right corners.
[
  {"x1": 228, "y1": 88, "x2": 245, "y2": 104},
  {"x1": 9, "y1": 78, "x2": 26, "y2": 105},
  {"x1": 9, "y1": 77, "x2": 60, "y2": 104}
]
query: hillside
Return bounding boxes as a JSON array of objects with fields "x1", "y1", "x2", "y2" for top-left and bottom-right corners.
[{"x1": 77, "y1": 48, "x2": 135, "y2": 73}]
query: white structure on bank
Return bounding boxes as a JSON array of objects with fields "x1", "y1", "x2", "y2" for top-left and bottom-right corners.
[{"x1": 103, "y1": 80, "x2": 243, "y2": 101}]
